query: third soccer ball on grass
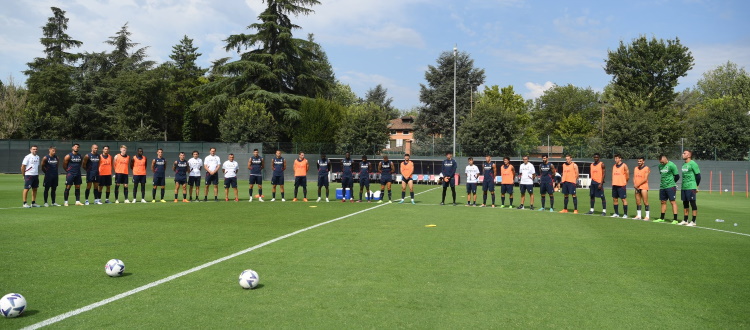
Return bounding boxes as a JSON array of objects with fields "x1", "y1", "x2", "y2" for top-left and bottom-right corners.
[
  {"x1": 238, "y1": 269, "x2": 260, "y2": 289},
  {"x1": 105, "y1": 259, "x2": 125, "y2": 277}
]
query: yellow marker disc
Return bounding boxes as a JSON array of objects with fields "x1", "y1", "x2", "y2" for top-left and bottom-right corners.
[
  {"x1": 309, "y1": 206, "x2": 318, "y2": 208},
  {"x1": 425, "y1": 224, "x2": 437, "y2": 227}
]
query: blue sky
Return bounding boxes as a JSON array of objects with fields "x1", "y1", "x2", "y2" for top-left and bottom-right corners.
[{"x1": 1, "y1": 0, "x2": 748, "y2": 109}]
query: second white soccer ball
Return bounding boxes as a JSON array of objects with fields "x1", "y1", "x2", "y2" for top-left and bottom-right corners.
[
  {"x1": 105, "y1": 259, "x2": 125, "y2": 277},
  {"x1": 238, "y1": 269, "x2": 260, "y2": 289}
]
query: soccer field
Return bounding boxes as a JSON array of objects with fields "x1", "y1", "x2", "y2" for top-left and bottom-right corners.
[{"x1": 1, "y1": 174, "x2": 749, "y2": 329}]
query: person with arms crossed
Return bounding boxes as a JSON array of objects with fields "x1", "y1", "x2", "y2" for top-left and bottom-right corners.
[
  {"x1": 270, "y1": 150, "x2": 286, "y2": 202},
  {"x1": 481, "y1": 155, "x2": 497, "y2": 208},
  {"x1": 465, "y1": 157, "x2": 480, "y2": 206},
  {"x1": 585, "y1": 153, "x2": 607, "y2": 216},
  {"x1": 538, "y1": 155, "x2": 556, "y2": 212},
  {"x1": 559, "y1": 154, "x2": 579, "y2": 213},
  {"x1": 680, "y1": 150, "x2": 701, "y2": 226},
  {"x1": 173, "y1": 152, "x2": 189, "y2": 203},
  {"x1": 440, "y1": 152, "x2": 458, "y2": 206},
  {"x1": 655, "y1": 154, "x2": 680, "y2": 224},
  {"x1": 499, "y1": 157, "x2": 515, "y2": 208},
  {"x1": 151, "y1": 148, "x2": 167, "y2": 203},
  {"x1": 517, "y1": 156, "x2": 535, "y2": 210},
  {"x1": 21, "y1": 145, "x2": 41, "y2": 208},
  {"x1": 41, "y1": 146, "x2": 61, "y2": 206},
  {"x1": 293, "y1": 152, "x2": 309, "y2": 202},
  {"x1": 203, "y1": 148, "x2": 221, "y2": 202},
  {"x1": 113, "y1": 145, "x2": 130, "y2": 204},
  {"x1": 633, "y1": 156, "x2": 651, "y2": 220},
  {"x1": 399, "y1": 154, "x2": 415, "y2": 204},
  {"x1": 358, "y1": 155, "x2": 372, "y2": 202},
  {"x1": 248, "y1": 149, "x2": 264, "y2": 202},
  {"x1": 98, "y1": 146, "x2": 113, "y2": 203},
  {"x1": 81, "y1": 144, "x2": 100, "y2": 205},
  {"x1": 610, "y1": 154, "x2": 629, "y2": 218},
  {"x1": 223, "y1": 153, "x2": 240, "y2": 202},
  {"x1": 316, "y1": 154, "x2": 331, "y2": 202},
  {"x1": 63, "y1": 144, "x2": 84, "y2": 206},
  {"x1": 187, "y1": 151, "x2": 203, "y2": 202},
  {"x1": 130, "y1": 148, "x2": 148, "y2": 203},
  {"x1": 377, "y1": 155, "x2": 395, "y2": 203},
  {"x1": 341, "y1": 152, "x2": 355, "y2": 203}
]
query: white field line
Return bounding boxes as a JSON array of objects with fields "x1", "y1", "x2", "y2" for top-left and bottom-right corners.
[{"x1": 21, "y1": 187, "x2": 439, "y2": 329}]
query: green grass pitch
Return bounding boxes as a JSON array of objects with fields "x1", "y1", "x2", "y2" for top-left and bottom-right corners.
[{"x1": 1, "y1": 174, "x2": 749, "y2": 328}]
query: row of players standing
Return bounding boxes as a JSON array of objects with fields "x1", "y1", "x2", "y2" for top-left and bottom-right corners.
[
  {"x1": 20, "y1": 145, "x2": 701, "y2": 225},
  {"x1": 442, "y1": 150, "x2": 701, "y2": 226},
  {"x1": 19, "y1": 145, "x2": 415, "y2": 205}
]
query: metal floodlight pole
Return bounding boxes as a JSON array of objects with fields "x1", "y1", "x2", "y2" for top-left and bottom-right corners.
[{"x1": 453, "y1": 45, "x2": 457, "y2": 157}]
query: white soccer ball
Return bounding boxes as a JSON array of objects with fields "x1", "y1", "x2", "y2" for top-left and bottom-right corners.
[
  {"x1": 238, "y1": 269, "x2": 260, "y2": 289},
  {"x1": 105, "y1": 259, "x2": 125, "y2": 277},
  {"x1": 724, "y1": 189, "x2": 729, "y2": 192},
  {"x1": 0, "y1": 293, "x2": 27, "y2": 318}
]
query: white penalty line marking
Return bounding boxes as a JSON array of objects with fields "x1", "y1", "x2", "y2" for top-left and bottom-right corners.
[{"x1": 22, "y1": 187, "x2": 439, "y2": 330}]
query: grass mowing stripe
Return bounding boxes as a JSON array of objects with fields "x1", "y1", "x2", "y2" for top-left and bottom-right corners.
[{"x1": 22, "y1": 187, "x2": 438, "y2": 329}]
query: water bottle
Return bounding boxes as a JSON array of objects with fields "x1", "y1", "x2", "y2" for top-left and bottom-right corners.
[{"x1": 715, "y1": 219, "x2": 724, "y2": 223}]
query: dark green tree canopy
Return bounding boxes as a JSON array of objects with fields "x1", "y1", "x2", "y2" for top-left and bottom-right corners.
[
  {"x1": 417, "y1": 50, "x2": 486, "y2": 139},
  {"x1": 604, "y1": 35, "x2": 694, "y2": 111}
]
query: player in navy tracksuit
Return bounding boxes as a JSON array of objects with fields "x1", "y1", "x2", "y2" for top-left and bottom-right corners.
[
  {"x1": 538, "y1": 155, "x2": 556, "y2": 211},
  {"x1": 378, "y1": 156, "x2": 395, "y2": 203},
  {"x1": 41, "y1": 146, "x2": 60, "y2": 206},
  {"x1": 441, "y1": 152, "x2": 458, "y2": 205},
  {"x1": 270, "y1": 150, "x2": 286, "y2": 201},
  {"x1": 358, "y1": 156, "x2": 371, "y2": 202},
  {"x1": 341, "y1": 152, "x2": 354, "y2": 202},
  {"x1": 63, "y1": 144, "x2": 83, "y2": 206},
  {"x1": 317, "y1": 154, "x2": 330, "y2": 202},
  {"x1": 152, "y1": 148, "x2": 167, "y2": 202}
]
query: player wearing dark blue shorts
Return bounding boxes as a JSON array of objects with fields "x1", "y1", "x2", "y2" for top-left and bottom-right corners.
[
  {"x1": 481, "y1": 155, "x2": 497, "y2": 207},
  {"x1": 378, "y1": 155, "x2": 395, "y2": 203},
  {"x1": 317, "y1": 154, "x2": 330, "y2": 202},
  {"x1": 585, "y1": 153, "x2": 606, "y2": 216},
  {"x1": 538, "y1": 155, "x2": 556, "y2": 211},
  {"x1": 173, "y1": 152, "x2": 189, "y2": 202},
  {"x1": 440, "y1": 152, "x2": 458, "y2": 205},
  {"x1": 610, "y1": 154, "x2": 629, "y2": 218},
  {"x1": 341, "y1": 152, "x2": 354, "y2": 202},
  {"x1": 41, "y1": 146, "x2": 60, "y2": 206},
  {"x1": 151, "y1": 148, "x2": 167, "y2": 202},
  {"x1": 270, "y1": 150, "x2": 286, "y2": 201},
  {"x1": 248, "y1": 149, "x2": 264, "y2": 202},
  {"x1": 82, "y1": 144, "x2": 100, "y2": 205},
  {"x1": 358, "y1": 156, "x2": 371, "y2": 202},
  {"x1": 499, "y1": 157, "x2": 515, "y2": 208},
  {"x1": 63, "y1": 144, "x2": 84, "y2": 206}
]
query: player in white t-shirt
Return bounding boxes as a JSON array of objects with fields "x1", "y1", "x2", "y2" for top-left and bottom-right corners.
[
  {"x1": 465, "y1": 157, "x2": 480, "y2": 206},
  {"x1": 203, "y1": 147, "x2": 221, "y2": 201},
  {"x1": 222, "y1": 153, "x2": 240, "y2": 202},
  {"x1": 21, "y1": 145, "x2": 41, "y2": 208},
  {"x1": 187, "y1": 151, "x2": 203, "y2": 201},
  {"x1": 517, "y1": 156, "x2": 536, "y2": 210}
]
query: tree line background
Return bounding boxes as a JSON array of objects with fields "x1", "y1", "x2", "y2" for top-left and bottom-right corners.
[{"x1": 1, "y1": 1, "x2": 749, "y2": 160}]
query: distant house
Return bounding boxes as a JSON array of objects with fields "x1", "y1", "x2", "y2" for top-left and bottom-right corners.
[
  {"x1": 529, "y1": 146, "x2": 564, "y2": 158},
  {"x1": 385, "y1": 116, "x2": 415, "y2": 154}
]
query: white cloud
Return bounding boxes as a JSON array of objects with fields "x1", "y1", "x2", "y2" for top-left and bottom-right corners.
[
  {"x1": 491, "y1": 44, "x2": 603, "y2": 72},
  {"x1": 680, "y1": 43, "x2": 750, "y2": 87},
  {"x1": 295, "y1": 0, "x2": 428, "y2": 49},
  {"x1": 339, "y1": 70, "x2": 419, "y2": 109},
  {"x1": 552, "y1": 10, "x2": 610, "y2": 43},
  {"x1": 524, "y1": 81, "x2": 555, "y2": 99}
]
